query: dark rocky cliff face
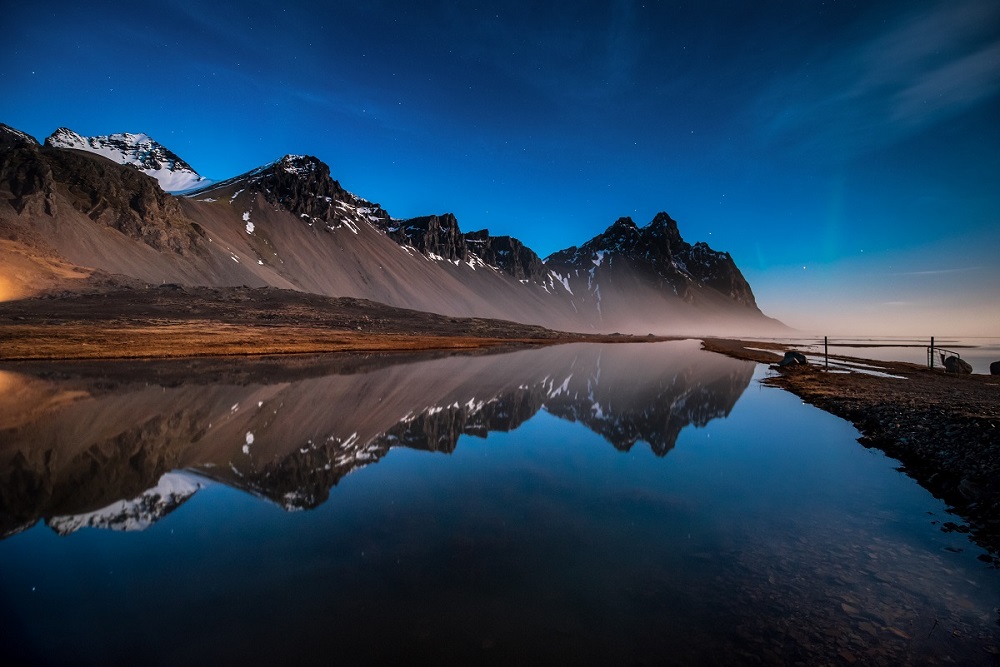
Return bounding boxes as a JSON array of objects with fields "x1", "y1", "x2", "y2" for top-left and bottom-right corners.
[
  {"x1": 388, "y1": 213, "x2": 469, "y2": 262},
  {"x1": 545, "y1": 211, "x2": 759, "y2": 311},
  {"x1": 47, "y1": 149, "x2": 200, "y2": 254},
  {"x1": 0, "y1": 125, "x2": 202, "y2": 254},
  {"x1": 0, "y1": 125, "x2": 57, "y2": 218},
  {"x1": 251, "y1": 155, "x2": 349, "y2": 224},
  {"x1": 681, "y1": 242, "x2": 756, "y2": 305},
  {"x1": 383, "y1": 213, "x2": 549, "y2": 282},
  {"x1": 217, "y1": 154, "x2": 393, "y2": 234},
  {"x1": 465, "y1": 230, "x2": 548, "y2": 282},
  {"x1": 0, "y1": 123, "x2": 39, "y2": 150}
]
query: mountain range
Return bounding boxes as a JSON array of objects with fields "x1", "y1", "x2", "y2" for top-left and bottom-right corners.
[{"x1": 0, "y1": 123, "x2": 783, "y2": 334}]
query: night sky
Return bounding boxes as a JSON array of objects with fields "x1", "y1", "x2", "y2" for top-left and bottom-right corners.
[{"x1": 2, "y1": 1, "x2": 998, "y2": 335}]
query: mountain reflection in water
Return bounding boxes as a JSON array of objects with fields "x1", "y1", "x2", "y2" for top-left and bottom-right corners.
[
  {"x1": 3, "y1": 340, "x2": 999, "y2": 665},
  {"x1": 0, "y1": 341, "x2": 752, "y2": 537}
]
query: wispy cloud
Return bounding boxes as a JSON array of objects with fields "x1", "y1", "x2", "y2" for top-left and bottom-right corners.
[
  {"x1": 754, "y1": 0, "x2": 1000, "y2": 156},
  {"x1": 895, "y1": 266, "x2": 985, "y2": 276},
  {"x1": 892, "y1": 40, "x2": 1000, "y2": 125}
]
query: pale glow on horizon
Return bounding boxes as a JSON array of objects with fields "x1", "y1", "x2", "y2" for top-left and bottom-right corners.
[
  {"x1": 746, "y1": 231, "x2": 1000, "y2": 339},
  {"x1": 766, "y1": 299, "x2": 998, "y2": 338}
]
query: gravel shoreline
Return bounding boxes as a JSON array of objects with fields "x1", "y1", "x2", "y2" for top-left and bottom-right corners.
[{"x1": 702, "y1": 338, "x2": 1000, "y2": 563}]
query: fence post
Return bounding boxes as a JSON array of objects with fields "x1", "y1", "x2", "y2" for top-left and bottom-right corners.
[
  {"x1": 930, "y1": 336, "x2": 935, "y2": 369},
  {"x1": 824, "y1": 336, "x2": 828, "y2": 369}
]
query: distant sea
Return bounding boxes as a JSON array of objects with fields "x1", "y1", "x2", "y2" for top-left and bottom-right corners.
[{"x1": 749, "y1": 336, "x2": 999, "y2": 375}]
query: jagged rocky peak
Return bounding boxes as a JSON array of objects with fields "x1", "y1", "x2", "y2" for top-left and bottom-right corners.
[
  {"x1": 256, "y1": 154, "x2": 336, "y2": 188},
  {"x1": 244, "y1": 155, "x2": 380, "y2": 228},
  {"x1": 546, "y1": 216, "x2": 641, "y2": 265},
  {"x1": 220, "y1": 153, "x2": 392, "y2": 231},
  {"x1": 601, "y1": 216, "x2": 642, "y2": 248},
  {"x1": 275, "y1": 153, "x2": 322, "y2": 175},
  {"x1": 646, "y1": 211, "x2": 685, "y2": 248},
  {"x1": 380, "y1": 209, "x2": 547, "y2": 279},
  {"x1": 249, "y1": 154, "x2": 345, "y2": 220},
  {"x1": 0, "y1": 123, "x2": 39, "y2": 149},
  {"x1": 389, "y1": 213, "x2": 469, "y2": 262},
  {"x1": 589, "y1": 213, "x2": 686, "y2": 256},
  {"x1": 44, "y1": 127, "x2": 207, "y2": 193},
  {"x1": 464, "y1": 229, "x2": 547, "y2": 281},
  {"x1": 547, "y1": 212, "x2": 680, "y2": 262},
  {"x1": 543, "y1": 211, "x2": 761, "y2": 311}
]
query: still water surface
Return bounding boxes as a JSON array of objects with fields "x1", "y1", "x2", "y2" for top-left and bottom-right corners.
[{"x1": 1, "y1": 341, "x2": 997, "y2": 664}]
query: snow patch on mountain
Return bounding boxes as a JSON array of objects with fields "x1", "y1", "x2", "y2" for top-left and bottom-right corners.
[
  {"x1": 45, "y1": 127, "x2": 208, "y2": 193},
  {"x1": 278, "y1": 154, "x2": 317, "y2": 175},
  {"x1": 548, "y1": 270, "x2": 573, "y2": 295}
]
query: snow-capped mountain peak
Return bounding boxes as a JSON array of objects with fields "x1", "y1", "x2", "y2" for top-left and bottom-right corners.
[
  {"x1": 44, "y1": 127, "x2": 208, "y2": 193},
  {"x1": 276, "y1": 154, "x2": 321, "y2": 175}
]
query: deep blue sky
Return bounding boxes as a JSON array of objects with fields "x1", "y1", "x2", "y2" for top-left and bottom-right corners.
[{"x1": 2, "y1": 0, "x2": 998, "y2": 335}]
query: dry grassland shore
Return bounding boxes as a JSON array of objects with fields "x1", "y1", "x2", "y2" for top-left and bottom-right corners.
[
  {"x1": 0, "y1": 285, "x2": 666, "y2": 361},
  {"x1": 703, "y1": 338, "x2": 1000, "y2": 563}
]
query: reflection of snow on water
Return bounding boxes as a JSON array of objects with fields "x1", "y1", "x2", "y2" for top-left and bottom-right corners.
[{"x1": 47, "y1": 472, "x2": 207, "y2": 535}]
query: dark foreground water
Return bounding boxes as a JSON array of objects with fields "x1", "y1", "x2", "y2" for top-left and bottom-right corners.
[{"x1": 1, "y1": 341, "x2": 998, "y2": 665}]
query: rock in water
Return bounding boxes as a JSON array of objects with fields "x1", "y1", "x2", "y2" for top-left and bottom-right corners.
[
  {"x1": 944, "y1": 356, "x2": 972, "y2": 375},
  {"x1": 777, "y1": 351, "x2": 808, "y2": 367},
  {"x1": 990, "y1": 361, "x2": 1000, "y2": 375}
]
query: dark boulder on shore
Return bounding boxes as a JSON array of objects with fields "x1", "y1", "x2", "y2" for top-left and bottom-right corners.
[
  {"x1": 944, "y1": 356, "x2": 972, "y2": 375},
  {"x1": 777, "y1": 351, "x2": 808, "y2": 367},
  {"x1": 991, "y1": 361, "x2": 1000, "y2": 375}
]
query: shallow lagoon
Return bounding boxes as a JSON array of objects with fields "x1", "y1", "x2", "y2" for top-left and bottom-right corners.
[
  {"x1": 1, "y1": 341, "x2": 997, "y2": 664},
  {"x1": 770, "y1": 336, "x2": 1000, "y2": 374}
]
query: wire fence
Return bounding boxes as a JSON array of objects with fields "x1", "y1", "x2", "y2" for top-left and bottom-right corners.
[{"x1": 809, "y1": 336, "x2": 962, "y2": 373}]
